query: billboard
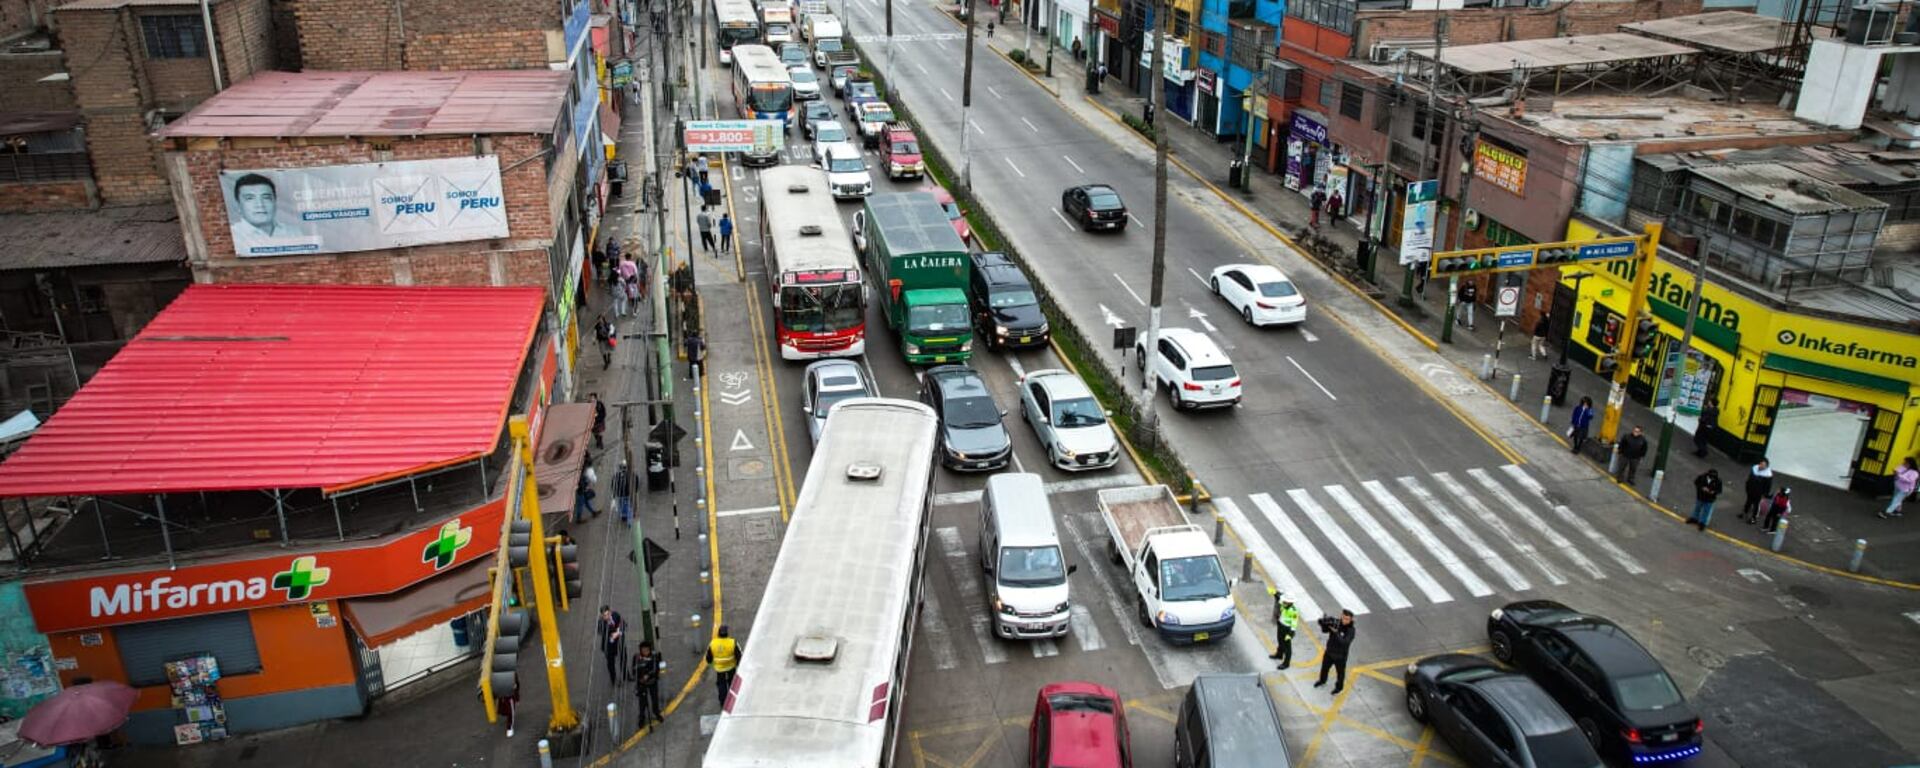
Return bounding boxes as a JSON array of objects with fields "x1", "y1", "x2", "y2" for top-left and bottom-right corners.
[
  {"x1": 221, "y1": 156, "x2": 510, "y2": 258},
  {"x1": 1473, "y1": 137, "x2": 1527, "y2": 196},
  {"x1": 1399, "y1": 180, "x2": 1438, "y2": 266},
  {"x1": 683, "y1": 120, "x2": 786, "y2": 153}
]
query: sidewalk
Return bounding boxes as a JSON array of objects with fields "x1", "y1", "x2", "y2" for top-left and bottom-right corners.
[{"x1": 958, "y1": 15, "x2": 1920, "y2": 585}]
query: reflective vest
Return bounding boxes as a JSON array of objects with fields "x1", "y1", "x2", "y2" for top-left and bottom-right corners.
[
  {"x1": 709, "y1": 637, "x2": 740, "y2": 673},
  {"x1": 1278, "y1": 604, "x2": 1300, "y2": 631}
]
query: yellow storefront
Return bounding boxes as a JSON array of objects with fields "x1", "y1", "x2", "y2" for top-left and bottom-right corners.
[{"x1": 1560, "y1": 218, "x2": 1920, "y2": 495}]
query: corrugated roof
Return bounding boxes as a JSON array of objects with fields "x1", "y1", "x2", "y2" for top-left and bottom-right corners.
[
  {"x1": 1691, "y1": 164, "x2": 1889, "y2": 214},
  {"x1": 0, "y1": 111, "x2": 80, "y2": 135},
  {"x1": 56, "y1": 0, "x2": 201, "y2": 10},
  {"x1": 0, "y1": 284, "x2": 546, "y2": 498},
  {"x1": 160, "y1": 70, "x2": 572, "y2": 139},
  {"x1": 1418, "y1": 33, "x2": 1699, "y2": 75},
  {"x1": 1620, "y1": 11, "x2": 1811, "y2": 54},
  {"x1": 0, "y1": 205, "x2": 187, "y2": 270}
]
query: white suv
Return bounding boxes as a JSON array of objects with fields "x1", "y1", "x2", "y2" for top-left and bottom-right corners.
[
  {"x1": 1018, "y1": 369, "x2": 1119, "y2": 472},
  {"x1": 819, "y1": 142, "x2": 872, "y2": 200},
  {"x1": 1136, "y1": 328, "x2": 1241, "y2": 410}
]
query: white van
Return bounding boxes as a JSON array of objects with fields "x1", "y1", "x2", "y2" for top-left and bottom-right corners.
[
  {"x1": 978, "y1": 473, "x2": 1075, "y2": 639},
  {"x1": 806, "y1": 13, "x2": 843, "y2": 44}
]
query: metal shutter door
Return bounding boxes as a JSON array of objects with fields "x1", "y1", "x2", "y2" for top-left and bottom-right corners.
[{"x1": 115, "y1": 611, "x2": 262, "y2": 687}]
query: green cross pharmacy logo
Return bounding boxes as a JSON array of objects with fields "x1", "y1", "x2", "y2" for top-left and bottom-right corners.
[
  {"x1": 422, "y1": 519, "x2": 474, "y2": 570},
  {"x1": 271, "y1": 556, "x2": 332, "y2": 601}
]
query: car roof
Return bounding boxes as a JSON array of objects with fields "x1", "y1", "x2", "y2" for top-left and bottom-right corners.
[
  {"x1": 888, "y1": 126, "x2": 916, "y2": 138},
  {"x1": 977, "y1": 262, "x2": 1030, "y2": 288},
  {"x1": 815, "y1": 119, "x2": 844, "y2": 131},
  {"x1": 1559, "y1": 624, "x2": 1665, "y2": 676},
  {"x1": 985, "y1": 473, "x2": 1054, "y2": 541},
  {"x1": 824, "y1": 142, "x2": 861, "y2": 159},
  {"x1": 1159, "y1": 328, "x2": 1231, "y2": 364},
  {"x1": 1469, "y1": 676, "x2": 1582, "y2": 738},
  {"x1": 805, "y1": 358, "x2": 863, "y2": 381},
  {"x1": 926, "y1": 365, "x2": 989, "y2": 395},
  {"x1": 1040, "y1": 682, "x2": 1124, "y2": 765},
  {"x1": 1190, "y1": 675, "x2": 1290, "y2": 767},
  {"x1": 1079, "y1": 184, "x2": 1117, "y2": 195},
  {"x1": 1224, "y1": 263, "x2": 1289, "y2": 283},
  {"x1": 860, "y1": 101, "x2": 891, "y2": 112},
  {"x1": 1027, "y1": 370, "x2": 1092, "y2": 399}
]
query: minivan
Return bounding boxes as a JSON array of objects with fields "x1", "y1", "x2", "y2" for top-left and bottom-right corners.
[
  {"x1": 978, "y1": 473, "x2": 1075, "y2": 639},
  {"x1": 1175, "y1": 674, "x2": 1291, "y2": 768}
]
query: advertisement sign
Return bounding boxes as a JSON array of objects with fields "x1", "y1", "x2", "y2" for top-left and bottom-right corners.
[
  {"x1": 1473, "y1": 137, "x2": 1527, "y2": 196},
  {"x1": 221, "y1": 157, "x2": 510, "y2": 258},
  {"x1": 1288, "y1": 112, "x2": 1328, "y2": 145},
  {"x1": 1197, "y1": 69, "x2": 1216, "y2": 95},
  {"x1": 24, "y1": 497, "x2": 508, "y2": 633},
  {"x1": 612, "y1": 60, "x2": 634, "y2": 87},
  {"x1": 1399, "y1": 180, "x2": 1438, "y2": 266},
  {"x1": 683, "y1": 120, "x2": 786, "y2": 153},
  {"x1": 1283, "y1": 138, "x2": 1303, "y2": 191},
  {"x1": 1140, "y1": 36, "x2": 1193, "y2": 82}
]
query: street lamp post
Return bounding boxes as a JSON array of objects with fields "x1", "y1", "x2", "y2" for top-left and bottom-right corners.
[
  {"x1": 1137, "y1": 0, "x2": 1170, "y2": 439},
  {"x1": 961, "y1": 0, "x2": 978, "y2": 191}
]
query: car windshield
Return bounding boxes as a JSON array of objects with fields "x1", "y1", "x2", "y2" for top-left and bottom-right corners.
[
  {"x1": 1160, "y1": 555, "x2": 1230, "y2": 601},
  {"x1": 863, "y1": 108, "x2": 895, "y2": 123},
  {"x1": 1047, "y1": 693, "x2": 1114, "y2": 714},
  {"x1": 1259, "y1": 280, "x2": 1299, "y2": 298},
  {"x1": 827, "y1": 153, "x2": 865, "y2": 173},
  {"x1": 1524, "y1": 731, "x2": 1604, "y2": 768},
  {"x1": 790, "y1": 69, "x2": 816, "y2": 83},
  {"x1": 817, "y1": 38, "x2": 843, "y2": 52},
  {"x1": 998, "y1": 545, "x2": 1066, "y2": 587},
  {"x1": 942, "y1": 394, "x2": 1001, "y2": 429},
  {"x1": 807, "y1": 104, "x2": 832, "y2": 121},
  {"x1": 943, "y1": 202, "x2": 963, "y2": 219},
  {"x1": 1613, "y1": 672, "x2": 1685, "y2": 712},
  {"x1": 767, "y1": 23, "x2": 791, "y2": 36},
  {"x1": 989, "y1": 289, "x2": 1037, "y2": 308},
  {"x1": 834, "y1": 67, "x2": 856, "y2": 81},
  {"x1": 906, "y1": 303, "x2": 967, "y2": 333},
  {"x1": 849, "y1": 83, "x2": 876, "y2": 98},
  {"x1": 1191, "y1": 364, "x2": 1237, "y2": 382},
  {"x1": 1090, "y1": 192, "x2": 1124, "y2": 209},
  {"x1": 893, "y1": 140, "x2": 920, "y2": 153},
  {"x1": 813, "y1": 386, "x2": 864, "y2": 417},
  {"x1": 817, "y1": 124, "x2": 845, "y2": 142},
  {"x1": 1051, "y1": 396, "x2": 1105, "y2": 428}
]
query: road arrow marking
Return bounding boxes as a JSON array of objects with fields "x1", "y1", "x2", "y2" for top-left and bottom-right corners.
[
  {"x1": 1300, "y1": 327, "x2": 1319, "y2": 342},
  {"x1": 1186, "y1": 305, "x2": 1216, "y2": 332},
  {"x1": 719, "y1": 390, "x2": 753, "y2": 406},
  {"x1": 730, "y1": 429, "x2": 754, "y2": 451},
  {"x1": 1098, "y1": 304, "x2": 1125, "y2": 328}
]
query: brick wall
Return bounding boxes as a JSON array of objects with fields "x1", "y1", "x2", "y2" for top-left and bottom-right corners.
[
  {"x1": 212, "y1": 0, "x2": 276, "y2": 85},
  {"x1": 0, "y1": 180, "x2": 94, "y2": 212},
  {"x1": 0, "y1": 50, "x2": 76, "y2": 112},
  {"x1": 1354, "y1": 0, "x2": 1705, "y2": 52},
  {"x1": 405, "y1": 30, "x2": 550, "y2": 70},
  {"x1": 291, "y1": 0, "x2": 563, "y2": 71},
  {"x1": 175, "y1": 133, "x2": 560, "y2": 287},
  {"x1": 267, "y1": 0, "x2": 301, "y2": 69}
]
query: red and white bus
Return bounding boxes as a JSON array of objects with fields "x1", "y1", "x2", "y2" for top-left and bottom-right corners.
[{"x1": 759, "y1": 165, "x2": 866, "y2": 359}]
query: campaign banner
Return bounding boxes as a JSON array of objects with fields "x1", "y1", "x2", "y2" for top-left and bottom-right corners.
[
  {"x1": 221, "y1": 157, "x2": 509, "y2": 258},
  {"x1": 1399, "y1": 180, "x2": 1438, "y2": 266},
  {"x1": 683, "y1": 119, "x2": 786, "y2": 153}
]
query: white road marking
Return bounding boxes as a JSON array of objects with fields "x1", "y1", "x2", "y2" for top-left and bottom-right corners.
[
  {"x1": 1007, "y1": 355, "x2": 1027, "y2": 378},
  {"x1": 730, "y1": 429, "x2": 754, "y2": 451},
  {"x1": 1215, "y1": 498, "x2": 1322, "y2": 621},
  {"x1": 1060, "y1": 514, "x2": 1143, "y2": 648},
  {"x1": 940, "y1": 86, "x2": 955, "y2": 101},
  {"x1": 1250, "y1": 493, "x2": 1369, "y2": 614},
  {"x1": 716, "y1": 505, "x2": 781, "y2": 518},
  {"x1": 1299, "y1": 327, "x2": 1320, "y2": 342},
  {"x1": 936, "y1": 526, "x2": 1008, "y2": 664},
  {"x1": 1063, "y1": 155, "x2": 1085, "y2": 174},
  {"x1": 1068, "y1": 604, "x2": 1106, "y2": 651},
  {"x1": 970, "y1": 119, "x2": 985, "y2": 135},
  {"x1": 1129, "y1": 213, "x2": 1144, "y2": 228},
  {"x1": 1397, "y1": 476, "x2": 1531, "y2": 591},
  {"x1": 1112, "y1": 273, "x2": 1146, "y2": 306},
  {"x1": 1188, "y1": 267, "x2": 1209, "y2": 289},
  {"x1": 1032, "y1": 640, "x2": 1060, "y2": 657},
  {"x1": 1738, "y1": 568, "x2": 1773, "y2": 584},
  {"x1": 1500, "y1": 465, "x2": 1648, "y2": 575},
  {"x1": 1286, "y1": 488, "x2": 1412, "y2": 610},
  {"x1": 1011, "y1": 451, "x2": 1026, "y2": 473},
  {"x1": 1022, "y1": 116, "x2": 1039, "y2": 132},
  {"x1": 1004, "y1": 157, "x2": 1027, "y2": 178},
  {"x1": 1468, "y1": 468, "x2": 1607, "y2": 580},
  {"x1": 1185, "y1": 304, "x2": 1216, "y2": 333},
  {"x1": 919, "y1": 580, "x2": 963, "y2": 670},
  {"x1": 933, "y1": 473, "x2": 1143, "y2": 507},
  {"x1": 915, "y1": 61, "x2": 929, "y2": 74},
  {"x1": 1905, "y1": 610, "x2": 1920, "y2": 628},
  {"x1": 1098, "y1": 303, "x2": 1125, "y2": 328},
  {"x1": 989, "y1": 85, "x2": 1006, "y2": 99},
  {"x1": 1361, "y1": 481, "x2": 1493, "y2": 597},
  {"x1": 1286, "y1": 356, "x2": 1337, "y2": 400},
  {"x1": 1323, "y1": 485, "x2": 1452, "y2": 604},
  {"x1": 1431, "y1": 472, "x2": 1568, "y2": 586},
  {"x1": 1052, "y1": 207, "x2": 1075, "y2": 230}
]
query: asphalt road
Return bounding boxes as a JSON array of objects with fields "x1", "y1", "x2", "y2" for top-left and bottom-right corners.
[{"x1": 686, "y1": 10, "x2": 1920, "y2": 766}]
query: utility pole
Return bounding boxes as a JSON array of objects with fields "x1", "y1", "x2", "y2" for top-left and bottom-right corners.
[
  {"x1": 1652, "y1": 226, "x2": 1702, "y2": 477},
  {"x1": 887, "y1": 0, "x2": 896, "y2": 88},
  {"x1": 1138, "y1": 0, "x2": 1170, "y2": 438},
  {"x1": 1239, "y1": 27, "x2": 1266, "y2": 188},
  {"x1": 1024, "y1": 0, "x2": 1033, "y2": 56},
  {"x1": 1441, "y1": 102, "x2": 1478, "y2": 345},
  {"x1": 1402, "y1": 15, "x2": 1445, "y2": 305},
  {"x1": 961, "y1": 0, "x2": 978, "y2": 191},
  {"x1": 1045, "y1": 0, "x2": 1056, "y2": 76}
]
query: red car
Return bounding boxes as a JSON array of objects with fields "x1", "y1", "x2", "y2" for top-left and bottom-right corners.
[
  {"x1": 1029, "y1": 682, "x2": 1132, "y2": 768},
  {"x1": 927, "y1": 184, "x2": 972, "y2": 246},
  {"x1": 881, "y1": 124, "x2": 925, "y2": 179}
]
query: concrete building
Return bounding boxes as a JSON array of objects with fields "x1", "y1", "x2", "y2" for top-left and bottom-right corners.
[{"x1": 1194, "y1": 0, "x2": 1281, "y2": 144}]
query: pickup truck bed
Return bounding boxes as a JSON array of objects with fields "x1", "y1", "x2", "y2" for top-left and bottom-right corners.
[{"x1": 1098, "y1": 486, "x2": 1188, "y2": 555}]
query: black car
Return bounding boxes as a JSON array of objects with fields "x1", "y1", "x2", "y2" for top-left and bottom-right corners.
[
  {"x1": 1405, "y1": 654, "x2": 1604, "y2": 768},
  {"x1": 969, "y1": 252, "x2": 1049, "y2": 350},
  {"x1": 801, "y1": 101, "x2": 835, "y2": 140},
  {"x1": 1488, "y1": 601, "x2": 1704, "y2": 764},
  {"x1": 1062, "y1": 184, "x2": 1127, "y2": 231},
  {"x1": 920, "y1": 365, "x2": 1012, "y2": 471}
]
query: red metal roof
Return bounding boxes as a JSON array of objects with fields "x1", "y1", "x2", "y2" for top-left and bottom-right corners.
[
  {"x1": 0, "y1": 284, "x2": 546, "y2": 498},
  {"x1": 160, "y1": 70, "x2": 572, "y2": 139}
]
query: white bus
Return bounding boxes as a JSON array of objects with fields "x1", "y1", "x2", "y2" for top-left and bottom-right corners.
[
  {"x1": 713, "y1": 0, "x2": 762, "y2": 64},
  {"x1": 703, "y1": 398, "x2": 939, "y2": 768},
  {"x1": 759, "y1": 166, "x2": 866, "y2": 359},
  {"x1": 730, "y1": 44, "x2": 794, "y2": 147}
]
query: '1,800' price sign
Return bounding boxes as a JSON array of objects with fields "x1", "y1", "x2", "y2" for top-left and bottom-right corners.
[{"x1": 683, "y1": 120, "x2": 786, "y2": 153}]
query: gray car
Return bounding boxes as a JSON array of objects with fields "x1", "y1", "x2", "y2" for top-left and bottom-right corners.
[
  {"x1": 802, "y1": 359, "x2": 873, "y2": 444},
  {"x1": 921, "y1": 365, "x2": 1011, "y2": 471},
  {"x1": 1018, "y1": 369, "x2": 1118, "y2": 471}
]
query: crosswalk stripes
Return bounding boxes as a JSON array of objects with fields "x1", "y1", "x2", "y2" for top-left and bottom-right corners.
[
  {"x1": 1501, "y1": 465, "x2": 1648, "y2": 575},
  {"x1": 1466, "y1": 468, "x2": 1607, "y2": 580},
  {"x1": 1251, "y1": 493, "x2": 1372, "y2": 615},
  {"x1": 1360, "y1": 480, "x2": 1494, "y2": 598},
  {"x1": 1323, "y1": 485, "x2": 1452, "y2": 604},
  {"x1": 1214, "y1": 498, "x2": 1324, "y2": 622},
  {"x1": 1033, "y1": 640, "x2": 1060, "y2": 657},
  {"x1": 918, "y1": 579, "x2": 962, "y2": 671},
  {"x1": 1285, "y1": 489, "x2": 1414, "y2": 611},
  {"x1": 1429, "y1": 472, "x2": 1568, "y2": 586},
  {"x1": 934, "y1": 527, "x2": 1008, "y2": 665},
  {"x1": 1393, "y1": 476, "x2": 1531, "y2": 592},
  {"x1": 1068, "y1": 604, "x2": 1107, "y2": 652},
  {"x1": 1060, "y1": 513, "x2": 1144, "y2": 649}
]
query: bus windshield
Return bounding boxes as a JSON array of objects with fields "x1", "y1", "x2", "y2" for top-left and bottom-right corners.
[
  {"x1": 750, "y1": 84, "x2": 793, "y2": 113},
  {"x1": 720, "y1": 26, "x2": 760, "y2": 45},
  {"x1": 780, "y1": 283, "x2": 862, "y2": 332}
]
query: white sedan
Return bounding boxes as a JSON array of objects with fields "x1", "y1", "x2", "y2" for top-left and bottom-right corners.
[
  {"x1": 1209, "y1": 263, "x2": 1306, "y2": 326},
  {"x1": 810, "y1": 120, "x2": 851, "y2": 167}
]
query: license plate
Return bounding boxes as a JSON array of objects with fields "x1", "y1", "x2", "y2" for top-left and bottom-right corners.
[
  {"x1": 1193, "y1": 631, "x2": 1210, "y2": 642},
  {"x1": 1025, "y1": 622, "x2": 1048, "y2": 631},
  {"x1": 1660, "y1": 733, "x2": 1679, "y2": 743},
  {"x1": 931, "y1": 356, "x2": 948, "y2": 363},
  {"x1": 1019, "y1": 336, "x2": 1032, "y2": 344}
]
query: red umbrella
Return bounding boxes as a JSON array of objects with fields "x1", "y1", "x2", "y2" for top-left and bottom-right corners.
[{"x1": 19, "y1": 681, "x2": 138, "y2": 747}]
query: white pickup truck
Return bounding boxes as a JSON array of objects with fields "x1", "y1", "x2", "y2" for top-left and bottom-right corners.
[{"x1": 1098, "y1": 485, "x2": 1237, "y2": 644}]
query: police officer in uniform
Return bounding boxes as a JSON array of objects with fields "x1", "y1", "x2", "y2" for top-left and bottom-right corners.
[
  {"x1": 1266, "y1": 590, "x2": 1300, "y2": 669},
  {"x1": 706, "y1": 625, "x2": 743, "y2": 705}
]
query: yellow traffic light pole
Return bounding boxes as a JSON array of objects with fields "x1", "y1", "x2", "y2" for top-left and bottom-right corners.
[
  {"x1": 1597, "y1": 222, "x2": 1662, "y2": 443},
  {"x1": 480, "y1": 417, "x2": 580, "y2": 736}
]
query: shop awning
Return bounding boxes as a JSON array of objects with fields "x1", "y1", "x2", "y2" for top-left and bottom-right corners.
[
  {"x1": 0, "y1": 284, "x2": 546, "y2": 498},
  {"x1": 534, "y1": 403, "x2": 594, "y2": 523},
  {"x1": 339, "y1": 556, "x2": 492, "y2": 648},
  {"x1": 1761, "y1": 353, "x2": 1910, "y2": 395}
]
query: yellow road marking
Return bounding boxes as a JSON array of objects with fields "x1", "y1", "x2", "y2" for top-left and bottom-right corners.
[
  {"x1": 1410, "y1": 721, "x2": 1437, "y2": 768},
  {"x1": 723, "y1": 158, "x2": 800, "y2": 515}
]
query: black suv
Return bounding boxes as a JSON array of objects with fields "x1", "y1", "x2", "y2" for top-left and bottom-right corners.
[
  {"x1": 968, "y1": 252, "x2": 1049, "y2": 350},
  {"x1": 1488, "y1": 600, "x2": 1703, "y2": 764}
]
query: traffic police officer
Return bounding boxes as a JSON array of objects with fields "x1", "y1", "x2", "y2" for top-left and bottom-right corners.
[
  {"x1": 706, "y1": 625, "x2": 743, "y2": 705},
  {"x1": 1267, "y1": 589, "x2": 1300, "y2": 669}
]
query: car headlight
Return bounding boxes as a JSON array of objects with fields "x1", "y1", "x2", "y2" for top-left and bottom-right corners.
[
  {"x1": 1055, "y1": 601, "x2": 1070, "y2": 614},
  {"x1": 947, "y1": 446, "x2": 968, "y2": 460},
  {"x1": 995, "y1": 599, "x2": 1015, "y2": 616},
  {"x1": 1407, "y1": 661, "x2": 1421, "y2": 675},
  {"x1": 1157, "y1": 610, "x2": 1181, "y2": 626},
  {"x1": 960, "y1": 339, "x2": 974, "y2": 352},
  {"x1": 995, "y1": 324, "x2": 1009, "y2": 337},
  {"x1": 1220, "y1": 607, "x2": 1236, "y2": 621},
  {"x1": 904, "y1": 342, "x2": 920, "y2": 354},
  {"x1": 1490, "y1": 608, "x2": 1504, "y2": 621}
]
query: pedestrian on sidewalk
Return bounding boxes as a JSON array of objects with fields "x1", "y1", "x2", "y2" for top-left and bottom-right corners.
[
  {"x1": 598, "y1": 606, "x2": 628, "y2": 684},
  {"x1": 1885, "y1": 457, "x2": 1918, "y2": 519},
  {"x1": 987, "y1": 20, "x2": 994, "y2": 36},
  {"x1": 1267, "y1": 590, "x2": 1299, "y2": 669},
  {"x1": 1456, "y1": 279, "x2": 1478, "y2": 330},
  {"x1": 1617, "y1": 426, "x2": 1650, "y2": 485},
  {"x1": 1761, "y1": 487, "x2": 1792, "y2": 533},
  {"x1": 1326, "y1": 190, "x2": 1345, "y2": 224},
  {"x1": 1741, "y1": 459, "x2": 1775, "y2": 523},
  {"x1": 697, "y1": 207, "x2": 716, "y2": 252},
  {"x1": 1688, "y1": 468, "x2": 1723, "y2": 531},
  {"x1": 632, "y1": 642, "x2": 665, "y2": 725},
  {"x1": 1694, "y1": 397, "x2": 1719, "y2": 458},
  {"x1": 594, "y1": 315, "x2": 615, "y2": 369},
  {"x1": 719, "y1": 213, "x2": 734, "y2": 253},
  {"x1": 1309, "y1": 186, "x2": 1327, "y2": 228},
  {"x1": 1312, "y1": 610, "x2": 1356, "y2": 695},
  {"x1": 591, "y1": 392, "x2": 608, "y2": 450},
  {"x1": 707, "y1": 625, "x2": 743, "y2": 705},
  {"x1": 1531, "y1": 315, "x2": 1551, "y2": 360},
  {"x1": 1569, "y1": 396, "x2": 1596, "y2": 453},
  {"x1": 685, "y1": 332, "x2": 706, "y2": 380},
  {"x1": 574, "y1": 471, "x2": 600, "y2": 522},
  {"x1": 592, "y1": 246, "x2": 609, "y2": 284},
  {"x1": 613, "y1": 460, "x2": 635, "y2": 525}
]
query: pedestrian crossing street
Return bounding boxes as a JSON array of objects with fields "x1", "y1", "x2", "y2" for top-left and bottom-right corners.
[{"x1": 916, "y1": 463, "x2": 1647, "y2": 672}]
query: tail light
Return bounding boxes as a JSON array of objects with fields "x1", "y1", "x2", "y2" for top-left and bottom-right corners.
[
  {"x1": 1229, "y1": 379, "x2": 1242, "y2": 387},
  {"x1": 1256, "y1": 302, "x2": 1277, "y2": 309},
  {"x1": 1693, "y1": 718, "x2": 1705, "y2": 734},
  {"x1": 1622, "y1": 727, "x2": 1643, "y2": 744},
  {"x1": 1182, "y1": 382, "x2": 1204, "y2": 391}
]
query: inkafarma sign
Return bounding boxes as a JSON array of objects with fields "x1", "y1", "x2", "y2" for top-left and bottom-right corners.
[{"x1": 25, "y1": 497, "x2": 506, "y2": 633}]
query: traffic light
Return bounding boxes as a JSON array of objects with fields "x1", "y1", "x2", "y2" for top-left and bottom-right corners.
[
  {"x1": 1432, "y1": 253, "x2": 1494, "y2": 275},
  {"x1": 490, "y1": 607, "x2": 525, "y2": 699},
  {"x1": 508, "y1": 519, "x2": 532, "y2": 568},
  {"x1": 553, "y1": 536, "x2": 582, "y2": 602},
  {"x1": 1535, "y1": 246, "x2": 1577, "y2": 265},
  {"x1": 1632, "y1": 317, "x2": 1660, "y2": 358},
  {"x1": 1601, "y1": 316, "x2": 1623, "y2": 349}
]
